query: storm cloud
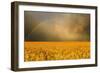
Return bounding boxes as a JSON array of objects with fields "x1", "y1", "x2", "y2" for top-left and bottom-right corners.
[{"x1": 24, "y1": 11, "x2": 90, "y2": 41}]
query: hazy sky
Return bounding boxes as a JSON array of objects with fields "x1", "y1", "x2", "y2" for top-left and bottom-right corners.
[{"x1": 24, "y1": 11, "x2": 90, "y2": 41}]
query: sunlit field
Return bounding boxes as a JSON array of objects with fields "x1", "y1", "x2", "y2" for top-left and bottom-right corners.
[{"x1": 24, "y1": 42, "x2": 90, "y2": 62}]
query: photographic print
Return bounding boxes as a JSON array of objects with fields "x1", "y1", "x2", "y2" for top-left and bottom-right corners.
[
  {"x1": 24, "y1": 11, "x2": 90, "y2": 61},
  {"x1": 11, "y1": 1, "x2": 97, "y2": 71}
]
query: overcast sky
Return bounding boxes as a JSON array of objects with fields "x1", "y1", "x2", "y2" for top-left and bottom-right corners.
[{"x1": 24, "y1": 11, "x2": 90, "y2": 41}]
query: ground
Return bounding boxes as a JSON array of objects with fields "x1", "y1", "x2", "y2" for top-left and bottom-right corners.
[{"x1": 24, "y1": 42, "x2": 90, "y2": 61}]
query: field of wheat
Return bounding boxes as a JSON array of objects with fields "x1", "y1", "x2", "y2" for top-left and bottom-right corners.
[{"x1": 24, "y1": 42, "x2": 90, "y2": 62}]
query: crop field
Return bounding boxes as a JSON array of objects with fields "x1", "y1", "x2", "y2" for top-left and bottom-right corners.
[{"x1": 24, "y1": 42, "x2": 90, "y2": 62}]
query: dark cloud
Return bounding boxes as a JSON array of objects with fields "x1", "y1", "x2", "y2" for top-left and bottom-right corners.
[{"x1": 24, "y1": 11, "x2": 90, "y2": 41}]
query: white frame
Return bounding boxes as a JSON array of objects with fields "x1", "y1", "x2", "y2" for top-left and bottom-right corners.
[{"x1": 18, "y1": 5, "x2": 96, "y2": 68}]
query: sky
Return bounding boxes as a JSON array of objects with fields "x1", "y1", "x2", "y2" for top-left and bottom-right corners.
[{"x1": 24, "y1": 11, "x2": 90, "y2": 41}]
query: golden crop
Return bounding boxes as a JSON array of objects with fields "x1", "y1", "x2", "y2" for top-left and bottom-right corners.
[{"x1": 24, "y1": 42, "x2": 90, "y2": 61}]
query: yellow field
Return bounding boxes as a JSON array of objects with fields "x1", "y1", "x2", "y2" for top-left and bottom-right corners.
[{"x1": 24, "y1": 42, "x2": 90, "y2": 62}]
